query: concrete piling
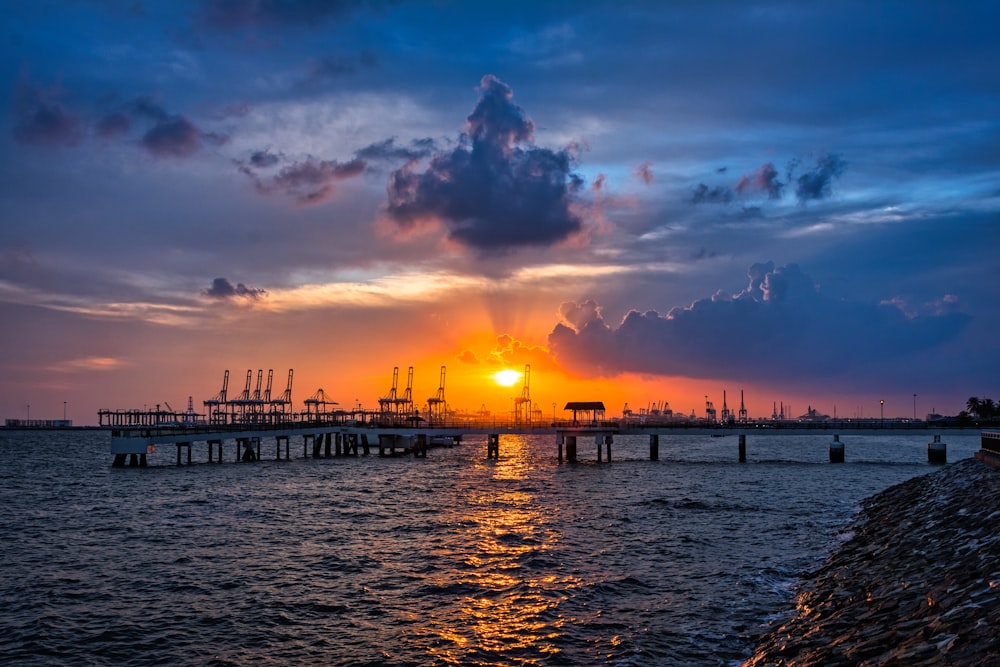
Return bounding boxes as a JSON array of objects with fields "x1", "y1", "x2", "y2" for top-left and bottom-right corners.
[
  {"x1": 829, "y1": 435, "x2": 845, "y2": 463},
  {"x1": 738, "y1": 434, "x2": 746, "y2": 463},
  {"x1": 649, "y1": 433, "x2": 659, "y2": 461},
  {"x1": 928, "y1": 434, "x2": 947, "y2": 464},
  {"x1": 566, "y1": 435, "x2": 577, "y2": 463}
]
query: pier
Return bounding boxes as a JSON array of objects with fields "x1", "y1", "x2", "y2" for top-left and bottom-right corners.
[{"x1": 99, "y1": 407, "x2": 979, "y2": 467}]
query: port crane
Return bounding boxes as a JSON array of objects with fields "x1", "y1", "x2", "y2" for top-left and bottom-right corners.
[
  {"x1": 379, "y1": 366, "x2": 415, "y2": 423},
  {"x1": 270, "y1": 369, "x2": 293, "y2": 416},
  {"x1": 379, "y1": 366, "x2": 399, "y2": 416},
  {"x1": 514, "y1": 364, "x2": 531, "y2": 424},
  {"x1": 203, "y1": 370, "x2": 230, "y2": 424},
  {"x1": 304, "y1": 387, "x2": 337, "y2": 420},
  {"x1": 427, "y1": 366, "x2": 447, "y2": 424}
]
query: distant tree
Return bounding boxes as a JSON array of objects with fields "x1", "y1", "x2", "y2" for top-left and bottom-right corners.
[
  {"x1": 967, "y1": 397, "x2": 982, "y2": 419},
  {"x1": 982, "y1": 398, "x2": 997, "y2": 421},
  {"x1": 957, "y1": 410, "x2": 973, "y2": 423}
]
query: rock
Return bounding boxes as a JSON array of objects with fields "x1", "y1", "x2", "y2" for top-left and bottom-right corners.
[{"x1": 744, "y1": 458, "x2": 1000, "y2": 666}]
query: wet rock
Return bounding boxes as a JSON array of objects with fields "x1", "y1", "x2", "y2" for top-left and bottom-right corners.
[{"x1": 745, "y1": 458, "x2": 1000, "y2": 666}]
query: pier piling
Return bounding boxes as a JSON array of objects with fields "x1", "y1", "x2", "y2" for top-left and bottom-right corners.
[
  {"x1": 829, "y1": 435, "x2": 845, "y2": 463},
  {"x1": 487, "y1": 433, "x2": 500, "y2": 459},
  {"x1": 738, "y1": 434, "x2": 746, "y2": 462},
  {"x1": 649, "y1": 434, "x2": 659, "y2": 461},
  {"x1": 566, "y1": 435, "x2": 577, "y2": 463},
  {"x1": 928, "y1": 434, "x2": 947, "y2": 464}
]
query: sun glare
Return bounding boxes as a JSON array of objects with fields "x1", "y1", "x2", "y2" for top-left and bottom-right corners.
[{"x1": 493, "y1": 369, "x2": 521, "y2": 387}]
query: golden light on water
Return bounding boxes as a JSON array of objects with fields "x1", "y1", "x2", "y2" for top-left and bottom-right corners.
[{"x1": 420, "y1": 435, "x2": 580, "y2": 664}]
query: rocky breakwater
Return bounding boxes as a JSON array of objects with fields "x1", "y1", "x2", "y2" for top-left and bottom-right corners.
[{"x1": 745, "y1": 457, "x2": 1000, "y2": 666}]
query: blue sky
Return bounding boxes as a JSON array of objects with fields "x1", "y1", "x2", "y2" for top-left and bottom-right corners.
[{"x1": 2, "y1": 1, "x2": 998, "y2": 422}]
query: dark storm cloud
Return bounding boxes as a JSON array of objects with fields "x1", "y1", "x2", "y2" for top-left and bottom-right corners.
[
  {"x1": 204, "y1": 277, "x2": 266, "y2": 300},
  {"x1": 382, "y1": 74, "x2": 584, "y2": 253},
  {"x1": 548, "y1": 262, "x2": 969, "y2": 383},
  {"x1": 795, "y1": 154, "x2": 847, "y2": 202},
  {"x1": 11, "y1": 77, "x2": 82, "y2": 147},
  {"x1": 200, "y1": 0, "x2": 373, "y2": 30}
]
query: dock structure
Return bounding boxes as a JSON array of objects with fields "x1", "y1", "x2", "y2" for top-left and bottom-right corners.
[
  {"x1": 98, "y1": 405, "x2": 973, "y2": 468},
  {"x1": 96, "y1": 368, "x2": 979, "y2": 467}
]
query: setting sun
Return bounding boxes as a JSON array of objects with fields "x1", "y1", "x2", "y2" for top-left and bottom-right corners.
[{"x1": 493, "y1": 369, "x2": 522, "y2": 387}]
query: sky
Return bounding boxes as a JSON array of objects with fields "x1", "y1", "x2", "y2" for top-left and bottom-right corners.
[{"x1": 2, "y1": 0, "x2": 999, "y2": 425}]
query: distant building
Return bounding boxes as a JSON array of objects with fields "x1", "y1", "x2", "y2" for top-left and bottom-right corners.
[
  {"x1": 797, "y1": 406, "x2": 830, "y2": 422},
  {"x1": 4, "y1": 419, "x2": 73, "y2": 428}
]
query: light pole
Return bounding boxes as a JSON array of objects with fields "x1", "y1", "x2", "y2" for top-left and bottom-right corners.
[
  {"x1": 880, "y1": 399, "x2": 884, "y2": 426},
  {"x1": 63, "y1": 401, "x2": 67, "y2": 421},
  {"x1": 913, "y1": 394, "x2": 917, "y2": 421},
  {"x1": 552, "y1": 402, "x2": 556, "y2": 424}
]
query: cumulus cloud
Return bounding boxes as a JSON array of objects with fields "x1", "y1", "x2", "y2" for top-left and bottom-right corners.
[
  {"x1": 548, "y1": 262, "x2": 969, "y2": 383},
  {"x1": 204, "y1": 277, "x2": 267, "y2": 300},
  {"x1": 11, "y1": 76, "x2": 82, "y2": 147},
  {"x1": 380, "y1": 74, "x2": 585, "y2": 253},
  {"x1": 487, "y1": 333, "x2": 555, "y2": 370},
  {"x1": 457, "y1": 349, "x2": 479, "y2": 364}
]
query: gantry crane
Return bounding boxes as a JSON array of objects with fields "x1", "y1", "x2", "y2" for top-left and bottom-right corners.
[
  {"x1": 230, "y1": 369, "x2": 254, "y2": 423},
  {"x1": 270, "y1": 369, "x2": 293, "y2": 418},
  {"x1": 304, "y1": 387, "x2": 337, "y2": 420},
  {"x1": 203, "y1": 369, "x2": 229, "y2": 424},
  {"x1": 514, "y1": 364, "x2": 531, "y2": 424},
  {"x1": 427, "y1": 366, "x2": 447, "y2": 424},
  {"x1": 379, "y1": 366, "x2": 399, "y2": 417},
  {"x1": 398, "y1": 366, "x2": 414, "y2": 416}
]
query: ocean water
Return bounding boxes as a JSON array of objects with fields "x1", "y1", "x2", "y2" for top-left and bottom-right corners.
[{"x1": 0, "y1": 428, "x2": 982, "y2": 666}]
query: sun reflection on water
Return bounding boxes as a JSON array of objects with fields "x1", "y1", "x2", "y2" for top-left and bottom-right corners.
[{"x1": 417, "y1": 435, "x2": 580, "y2": 665}]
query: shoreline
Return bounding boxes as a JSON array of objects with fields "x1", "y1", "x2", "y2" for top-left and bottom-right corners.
[{"x1": 744, "y1": 457, "x2": 1000, "y2": 665}]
